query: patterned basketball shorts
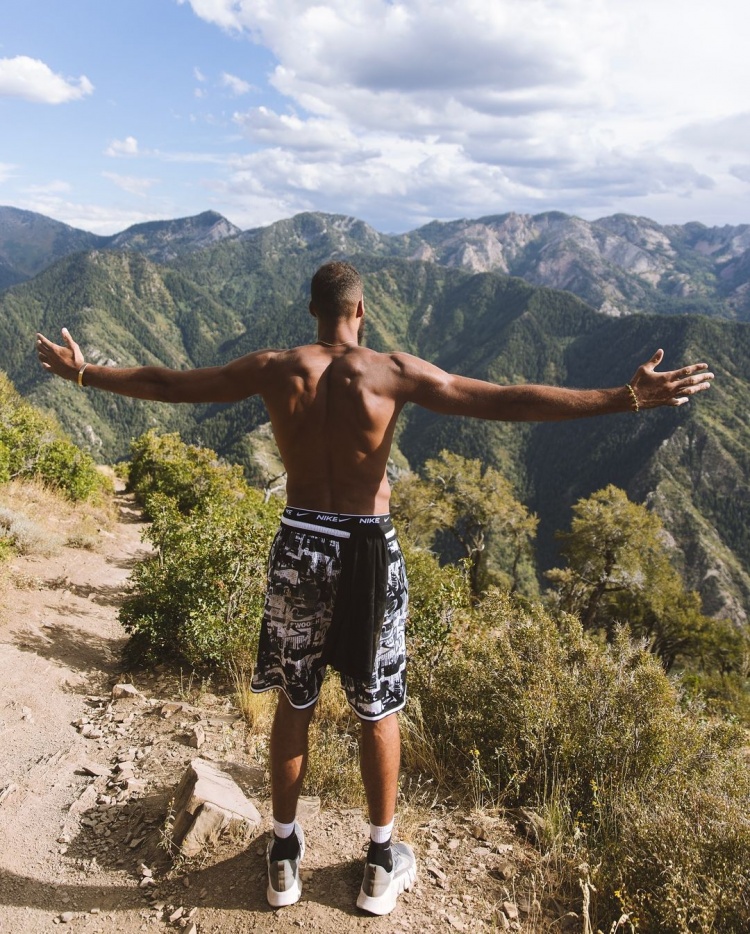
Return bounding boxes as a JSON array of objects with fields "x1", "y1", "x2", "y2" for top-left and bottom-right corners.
[{"x1": 251, "y1": 508, "x2": 408, "y2": 721}]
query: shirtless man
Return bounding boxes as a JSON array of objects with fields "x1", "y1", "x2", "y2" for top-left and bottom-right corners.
[{"x1": 36, "y1": 261, "x2": 713, "y2": 915}]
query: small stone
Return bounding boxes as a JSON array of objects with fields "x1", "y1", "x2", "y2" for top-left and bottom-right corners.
[
  {"x1": 495, "y1": 861, "x2": 516, "y2": 880},
  {"x1": 160, "y1": 702, "x2": 185, "y2": 719},
  {"x1": 139, "y1": 877, "x2": 156, "y2": 888},
  {"x1": 447, "y1": 838, "x2": 461, "y2": 850},
  {"x1": 502, "y1": 901, "x2": 519, "y2": 921},
  {"x1": 81, "y1": 725, "x2": 103, "y2": 739},
  {"x1": 428, "y1": 865, "x2": 447, "y2": 882},
  {"x1": 21, "y1": 706, "x2": 34, "y2": 722},
  {"x1": 188, "y1": 725, "x2": 205, "y2": 749},
  {"x1": 139, "y1": 864, "x2": 153, "y2": 877},
  {"x1": 77, "y1": 760, "x2": 109, "y2": 777},
  {"x1": 296, "y1": 795, "x2": 321, "y2": 823},
  {"x1": 59, "y1": 912, "x2": 75, "y2": 923},
  {"x1": 184, "y1": 924, "x2": 197, "y2": 934},
  {"x1": 182, "y1": 876, "x2": 191, "y2": 888},
  {"x1": 90, "y1": 908, "x2": 101, "y2": 915},
  {"x1": 112, "y1": 684, "x2": 140, "y2": 699},
  {"x1": 169, "y1": 907, "x2": 184, "y2": 922},
  {"x1": 447, "y1": 917, "x2": 466, "y2": 932}
]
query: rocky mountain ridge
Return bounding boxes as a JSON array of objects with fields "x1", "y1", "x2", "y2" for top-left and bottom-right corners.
[{"x1": 2, "y1": 206, "x2": 750, "y2": 319}]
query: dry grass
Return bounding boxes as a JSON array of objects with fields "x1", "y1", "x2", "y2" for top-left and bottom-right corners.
[
  {"x1": 232, "y1": 663, "x2": 275, "y2": 739},
  {"x1": 0, "y1": 478, "x2": 115, "y2": 554}
]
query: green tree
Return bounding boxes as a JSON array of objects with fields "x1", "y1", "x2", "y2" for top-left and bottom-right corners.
[
  {"x1": 392, "y1": 450, "x2": 538, "y2": 597},
  {"x1": 547, "y1": 485, "x2": 728, "y2": 672}
]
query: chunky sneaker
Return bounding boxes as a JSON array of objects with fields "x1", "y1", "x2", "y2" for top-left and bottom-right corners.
[
  {"x1": 356, "y1": 842, "x2": 417, "y2": 915},
  {"x1": 266, "y1": 823, "x2": 306, "y2": 908}
]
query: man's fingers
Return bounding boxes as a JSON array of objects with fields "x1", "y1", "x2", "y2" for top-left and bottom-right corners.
[
  {"x1": 61, "y1": 327, "x2": 77, "y2": 350},
  {"x1": 676, "y1": 362, "x2": 709, "y2": 378},
  {"x1": 645, "y1": 348, "x2": 664, "y2": 370}
]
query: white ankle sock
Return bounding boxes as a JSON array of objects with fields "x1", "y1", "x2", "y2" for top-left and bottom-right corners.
[
  {"x1": 370, "y1": 819, "x2": 394, "y2": 844},
  {"x1": 273, "y1": 818, "x2": 296, "y2": 839}
]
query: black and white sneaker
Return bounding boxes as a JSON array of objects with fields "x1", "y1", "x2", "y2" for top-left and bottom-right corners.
[
  {"x1": 266, "y1": 823, "x2": 306, "y2": 908},
  {"x1": 356, "y1": 842, "x2": 417, "y2": 915}
]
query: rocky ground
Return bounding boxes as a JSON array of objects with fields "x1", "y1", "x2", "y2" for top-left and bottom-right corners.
[{"x1": 0, "y1": 486, "x2": 577, "y2": 933}]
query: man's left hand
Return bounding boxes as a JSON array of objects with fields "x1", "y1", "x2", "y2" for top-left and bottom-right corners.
[{"x1": 629, "y1": 349, "x2": 713, "y2": 409}]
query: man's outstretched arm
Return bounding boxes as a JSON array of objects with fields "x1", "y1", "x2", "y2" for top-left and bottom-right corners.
[
  {"x1": 36, "y1": 328, "x2": 270, "y2": 404},
  {"x1": 395, "y1": 349, "x2": 713, "y2": 420}
]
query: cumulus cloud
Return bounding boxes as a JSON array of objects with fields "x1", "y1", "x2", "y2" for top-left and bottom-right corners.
[
  {"x1": 180, "y1": 0, "x2": 750, "y2": 227},
  {"x1": 0, "y1": 55, "x2": 93, "y2": 104},
  {"x1": 102, "y1": 172, "x2": 158, "y2": 197},
  {"x1": 104, "y1": 136, "x2": 139, "y2": 157}
]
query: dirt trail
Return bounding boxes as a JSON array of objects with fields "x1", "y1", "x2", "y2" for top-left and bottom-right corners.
[{"x1": 0, "y1": 488, "x2": 562, "y2": 934}]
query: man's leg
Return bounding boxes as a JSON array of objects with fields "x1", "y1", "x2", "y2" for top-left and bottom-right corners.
[
  {"x1": 357, "y1": 712, "x2": 416, "y2": 915},
  {"x1": 359, "y1": 712, "x2": 400, "y2": 826},
  {"x1": 270, "y1": 691, "x2": 317, "y2": 824},
  {"x1": 265, "y1": 691, "x2": 317, "y2": 908}
]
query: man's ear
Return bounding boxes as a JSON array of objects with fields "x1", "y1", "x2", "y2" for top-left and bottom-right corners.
[{"x1": 356, "y1": 297, "x2": 365, "y2": 318}]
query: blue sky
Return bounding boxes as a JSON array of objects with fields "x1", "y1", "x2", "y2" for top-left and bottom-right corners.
[{"x1": 2, "y1": 0, "x2": 749, "y2": 234}]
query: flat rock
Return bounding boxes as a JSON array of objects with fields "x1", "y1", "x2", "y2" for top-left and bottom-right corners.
[{"x1": 188, "y1": 724, "x2": 205, "y2": 749}]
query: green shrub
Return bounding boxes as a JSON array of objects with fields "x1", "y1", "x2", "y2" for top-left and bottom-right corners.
[
  {"x1": 409, "y1": 590, "x2": 750, "y2": 932},
  {"x1": 120, "y1": 489, "x2": 281, "y2": 668},
  {"x1": 125, "y1": 429, "x2": 247, "y2": 516},
  {"x1": 0, "y1": 372, "x2": 106, "y2": 501}
]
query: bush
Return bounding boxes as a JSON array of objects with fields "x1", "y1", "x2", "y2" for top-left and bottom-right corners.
[
  {"x1": 125, "y1": 430, "x2": 247, "y2": 516},
  {"x1": 409, "y1": 590, "x2": 750, "y2": 932},
  {"x1": 0, "y1": 372, "x2": 106, "y2": 501},
  {"x1": 120, "y1": 489, "x2": 281, "y2": 668}
]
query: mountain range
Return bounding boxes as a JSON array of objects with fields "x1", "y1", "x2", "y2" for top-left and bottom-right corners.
[
  {"x1": 0, "y1": 205, "x2": 748, "y2": 626},
  {"x1": 3, "y1": 204, "x2": 750, "y2": 318}
]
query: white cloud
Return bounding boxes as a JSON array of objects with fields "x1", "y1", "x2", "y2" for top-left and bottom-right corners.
[
  {"x1": 0, "y1": 55, "x2": 93, "y2": 104},
  {"x1": 0, "y1": 163, "x2": 17, "y2": 184},
  {"x1": 221, "y1": 72, "x2": 252, "y2": 95},
  {"x1": 104, "y1": 136, "x2": 139, "y2": 157},
  {"x1": 102, "y1": 172, "x2": 158, "y2": 197},
  {"x1": 194, "y1": 67, "x2": 207, "y2": 82},
  {"x1": 179, "y1": 1, "x2": 750, "y2": 228}
]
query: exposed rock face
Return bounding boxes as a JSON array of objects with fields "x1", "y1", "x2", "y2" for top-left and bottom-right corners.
[{"x1": 107, "y1": 211, "x2": 242, "y2": 262}]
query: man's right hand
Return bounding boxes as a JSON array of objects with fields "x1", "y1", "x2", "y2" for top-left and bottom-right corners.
[{"x1": 36, "y1": 328, "x2": 85, "y2": 382}]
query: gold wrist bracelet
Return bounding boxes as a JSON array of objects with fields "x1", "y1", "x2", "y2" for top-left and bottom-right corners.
[
  {"x1": 77, "y1": 363, "x2": 89, "y2": 387},
  {"x1": 626, "y1": 383, "x2": 640, "y2": 413}
]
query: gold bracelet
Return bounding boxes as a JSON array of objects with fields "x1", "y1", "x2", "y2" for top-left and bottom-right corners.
[
  {"x1": 77, "y1": 363, "x2": 89, "y2": 387},
  {"x1": 626, "y1": 383, "x2": 640, "y2": 413}
]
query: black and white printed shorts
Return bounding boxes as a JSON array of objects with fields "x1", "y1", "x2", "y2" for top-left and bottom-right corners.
[{"x1": 251, "y1": 507, "x2": 408, "y2": 721}]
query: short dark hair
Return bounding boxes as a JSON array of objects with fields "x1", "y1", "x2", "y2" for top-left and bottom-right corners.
[{"x1": 310, "y1": 262, "x2": 363, "y2": 319}]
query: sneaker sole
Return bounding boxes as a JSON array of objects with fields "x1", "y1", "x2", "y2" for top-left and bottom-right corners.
[
  {"x1": 267, "y1": 877, "x2": 302, "y2": 908},
  {"x1": 356, "y1": 862, "x2": 417, "y2": 916},
  {"x1": 266, "y1": 832, "x2": 306, "y2": 908}
]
